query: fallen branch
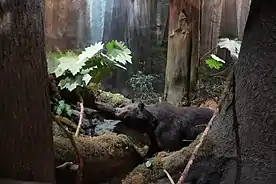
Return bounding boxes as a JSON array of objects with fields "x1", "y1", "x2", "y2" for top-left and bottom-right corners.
[
  {"x1": 56, "y1": 162, "x2": 74, "y2": 169},
  {"x1": 75, "y1": 96, "x2": 84, "y2": 137},
  {"x1": 163, "y1": 169, "x2": 175, "y2": 184},
  {"x1": 56, "y1": 115, "x2": 85, "y2": 134},
  {"x1": 53, "y1": 115, "x2": 83, "y2": 184},
  {"x1": 176, "y1": 109, "x2": 218, "y2": 184}
]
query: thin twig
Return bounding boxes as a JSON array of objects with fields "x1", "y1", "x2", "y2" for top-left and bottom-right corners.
[
  {"x1": 53, "y1": 115, "x2": 83, "y2": 184},
  {"x1": 199, "y1": 46, "x2": 219, "y2": 61},
  {"x1": 176, "y1": 109, "x2": 218, "y2": 184},
  {"x1": 56, "y1": 162, "x2": 74, "y2": 169},
  {"x1": 75, "y1": 96, "x2": 84, "y2": 137},
  {"x1": 163, "y1": 169, "x2": 175, "y2": 184}
]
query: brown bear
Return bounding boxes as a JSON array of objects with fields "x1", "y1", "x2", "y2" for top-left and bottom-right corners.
[{"x1": 114, "y1": 102, "x2": 214, "y2": 157}]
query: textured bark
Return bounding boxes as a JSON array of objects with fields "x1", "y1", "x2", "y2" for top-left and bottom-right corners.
[
  {"x1": 45, "y1": 0, "x2": 89, "y2": 51},
  {"x1": 126, "y1": 0, "x2": 152, "y2": 71},
  {"x1": 190, "y1": 0, "x2": 200, "y2": 94},
  {"x1": 200, "y1": 0, "x2": 224, "y2": 56},
  {"x1": 220, "y1": 0, "x2": 250, "y2": 39},
  {"x1": 220, "y1": 0, "x2": 238, "y2": 38},
  {"x1": 164, "y1": 0, "x2": 200, "y2": 106},
  {"x1": 102, "y1": 0, "x2": 129, "y2": 92},
  {"x1": 209, "y1": 1, "x2": 276, "y2": 183},
  {"x1": 238, "y1": 0, "x2": 251, "y2": 39},
  {"x1": 0, "y1": 1, "x2": 55, "y2": 183},
  {"x1": 156, "y1": 0, "x2": 169, "y2": 46}
]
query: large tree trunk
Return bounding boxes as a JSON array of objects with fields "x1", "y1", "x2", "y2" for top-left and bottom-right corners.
[
  {"x1": 220, "y1": 0, "x2": 238, "y2": 37},
  {"x1": 164, "y1": 0, "x2": 200, "y2": 106},
  {"x1": 200, "y1": 0, "x2": 224, "y2": 56},
  {"x1": 45, "y1": 0, "x2": 89, "y2": 52},
  {"x1": 102, "y1": 0, "x2": 129, "y2": 92},
  {"x1": 209, "y1": 0, "x2": 276, "y2": 183},
  {"x1": 0, "y1": 1, "x2": 55, "y2": 183},
  {"x1": 238, "y1": 0, "x2": 251, "y2": 39}
]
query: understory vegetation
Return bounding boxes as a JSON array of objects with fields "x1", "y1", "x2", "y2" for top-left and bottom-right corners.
[{"x1": 47, "y1": 37, "x2": 241, "y2": 184}]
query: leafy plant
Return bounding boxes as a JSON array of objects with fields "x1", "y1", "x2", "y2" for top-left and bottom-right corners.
[
  {"x1": 47, "y1": 40, "x2": 132, "y2": 92},
  {"x1": 128, "y1": 71, "x2": 160, "y2": 100},
  {"x1": 204, "y1": 38, "x2": 241, "y2": 70},
  {"x1": 54, "y1": 100, "x2": 73, "y2": 117}
]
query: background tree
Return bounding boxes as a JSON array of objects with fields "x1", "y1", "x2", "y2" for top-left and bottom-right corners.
[
  {"x1": 0, "y1": 1, "x2": 55, "y2": 183},
  {"x1": 164, "y1": 0, "x2": 200, "y2": 106},
  {"x1": 208, "y1": 0, "x2": 276, "y2": 183}
]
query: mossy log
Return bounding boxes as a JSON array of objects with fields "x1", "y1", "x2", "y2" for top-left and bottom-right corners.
[
  {"x1": 54, "y1": 133, "x2": 142, "y2": 184},
  {"x1": 95, "y1": 90, "x2": 132, "y2": 107},
  {"x1": 122, "y1": 135, "x2": 215, "y2": 184}
]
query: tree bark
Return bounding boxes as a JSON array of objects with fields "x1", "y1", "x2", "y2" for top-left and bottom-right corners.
[
  {"x1": 200, "y1": 0, "x2": 224, "y2": 56},
  {"x1": 209, "y1": 1, "x2": 276, "y2": 183},
  {"x1": 238, "y1": 0, "x2": 251, "y2": 39},
  {"x1": 0, "y1": 1, "x2": 55, "y2": 183},
  {"x1": 102, "y1": 0, "x2": 129, "y2": 92},
  {"x1": 220, "y1": 0, "x2": 239, "y2": 38},
  {"x1": 164, "y1": 0, "x2": 200, "y2": 106}
]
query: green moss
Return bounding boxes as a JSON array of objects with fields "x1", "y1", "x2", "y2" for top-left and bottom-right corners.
[
  {"x1": 86, "y1": 82, "x2": 132, "y2": 107},
  {"x1": 122, "y1": 133, "x2": 215, "y2": 184},
  {"x1": 54, "y1": 133, "x2": 135, "y2": 163},
  {"x1": 97, "y1": 90, "x2": 132, "y2": 107}
]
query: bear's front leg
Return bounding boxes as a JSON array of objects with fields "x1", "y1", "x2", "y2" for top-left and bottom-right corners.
[{"x1": 144, "y1": 131, "x2": 161, "y2": 158}]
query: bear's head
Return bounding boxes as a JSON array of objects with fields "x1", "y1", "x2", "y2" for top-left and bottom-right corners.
[{"x1": 114, "y1": 102, "x2": 158, "y2": 133}]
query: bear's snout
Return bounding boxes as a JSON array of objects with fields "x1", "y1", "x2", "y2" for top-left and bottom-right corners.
[{"x1": 114, "y1": 108, "x2": 129, "y2": 119}]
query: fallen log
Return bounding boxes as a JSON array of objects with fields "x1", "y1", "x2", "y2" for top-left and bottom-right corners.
[
  {"x1": 121, "y1": 134, "x2": 216, "y2": 184},
  {"x1": 54, "y1": 133, "x2": 143, "y2": 184}
]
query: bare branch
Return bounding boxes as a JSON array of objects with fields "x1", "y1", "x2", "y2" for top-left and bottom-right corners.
[
  {"x1": 75, "y1": 96, "x2": 84, "y2": 137},
  {"x1": 163, "y1": 169, "x2": 175, "y2": 184},
  {"x1": 177, "y1": 109, "x2": 218, "y2": 184},
  {"x1": 53, "y1": 115, "x2": 83, "y2": 184}
]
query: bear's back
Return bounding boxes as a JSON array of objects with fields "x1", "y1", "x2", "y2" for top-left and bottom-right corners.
[{"x1": 145, "y1": 102, "x2": 214, "y2": 126}]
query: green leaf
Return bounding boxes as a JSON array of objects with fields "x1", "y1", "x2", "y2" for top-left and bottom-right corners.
[
  {"x1": 47, "y1": 56, "x2": 60, "y2": 74},
  {"x1": 55, "y1": 100, "x2": 67, "y2": 115},
  {"x1": 205, "y1": 55, "x2": 224, "y2": 70},
  {"x1": 67, "y1": 82, "x2": 78, "y2": 91},
  {"x1": 78, "y1": 42, "x2": 104, "y2": 60},
  {"x1": 82, "y1": 74, "x2": 92, "y2": 85},
  {"x1": 48, "y1": 40, "x2": 132, "y2": 92},
  {"x1": 106, "y1": 40, "x2": 115, "y2": 51},
  {"x1": 58, "y1": 100, "x2": 66, "y2": 109},
  {"x1": 56, "y1": 55, "x2": 86, "y2": 76},
  {"x1": 56, "y1": 107, "x2": 63, "y2": 115},
  {"x1": 54, "y1": 66, "x2": 65, "y2": 78},
  {"x1": 80, "y1": 68, "x2": 93, "y2": 75},
  {"x1": 58, "y1": 77, "x2": 78, "y2": 91},
  {"x1": 218, "y1": 38, "x2": 241, "y2": 60},
  {"x1": 65, "y1": 104, "x2": 72, "y2": 117},
  {"x1": 105, "y1": 41, "x2": 132, "y2": 66}
]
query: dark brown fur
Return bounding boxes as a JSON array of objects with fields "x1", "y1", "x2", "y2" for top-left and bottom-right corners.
[{"x1": 115, "y1": 102, "x2": 214, "y2": 157}]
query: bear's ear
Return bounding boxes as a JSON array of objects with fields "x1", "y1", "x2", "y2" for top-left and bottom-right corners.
[{"x1": 138, "y1": 102, "x2": 145, "y2": 111}]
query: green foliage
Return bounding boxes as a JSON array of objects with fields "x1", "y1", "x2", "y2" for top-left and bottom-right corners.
[
  {"x1": 54, "y1": 100, "x2": 73, "y2": 117},
  {"x1": 204, "y1": 38, "x2": 241, "y2": 70},
  {"x1": 205, "y1": 54, "x2": 224, "y2": 70},
  {"x1": 218, "y1": 38, "x2": 241, "y2": 60},
  {"x1": 128, "y1": 71, "x2": 160, "y2": 100},
  {"x1": 47, "y1": 40, "x2": 132, "y2": 91}
]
